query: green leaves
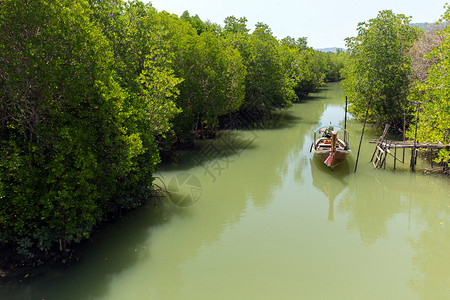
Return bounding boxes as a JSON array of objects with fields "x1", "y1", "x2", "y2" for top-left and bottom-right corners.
[
  {"x1": 1, "y1": 0, "x2": 347, "y2": 261},
  {"x1": 343, "y1": 9, "x2": 448, "y2": 165},
  {"x1": 406, "y1": 8, "x2": 450, "y2": 164},
  {"x1": 223, "y1": 20, "x2": 298, "y2": 112},
  {"x1": 158, "y1": 12, "x2": 247, "y2": 136},
  {"x1": 342, "y1": 10, "x2": 419, "y2": 125},
  {"x1": 0, "y1": 0, "x2": 170, "y2": 258}
]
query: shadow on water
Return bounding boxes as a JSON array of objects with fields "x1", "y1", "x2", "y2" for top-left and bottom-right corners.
[
  {"x1": 163, "y1": 109, "x2": 303, "y2": 173},
  {"x1": 0, "y1": 84, "x2": 357, "y2": 298},
  {"x1": 0, "y1": 201, "x2": 186, "y2": 300},
  {"x1": 298, "y1": 95, "x2": 322, "y2": 102},
  {"x1": 3, "y1": 83, "x2": 448, "y2": 299},
  {"x1": 161, "y1": 131, "x2": 259, "y2": 172},
  {"x1": 261, "y1": 110, "x2": 303, "y2": 130}
]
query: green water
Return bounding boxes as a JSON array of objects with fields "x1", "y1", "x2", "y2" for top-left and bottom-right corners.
[{"x1": 1, "y1": 83, "x2": 449, "y2": 299}]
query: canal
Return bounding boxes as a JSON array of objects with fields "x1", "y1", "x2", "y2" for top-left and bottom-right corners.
[{"x1": 1, "y1": 83, "x2": 449, "y2": 299}]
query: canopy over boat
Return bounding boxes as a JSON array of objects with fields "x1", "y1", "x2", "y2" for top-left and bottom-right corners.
[{"x1": 313, "y1": 124, "x2": 350, "y2": 143}]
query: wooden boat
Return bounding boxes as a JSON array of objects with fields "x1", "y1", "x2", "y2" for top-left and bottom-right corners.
[{"x1": 311, "y1": 124, "x2": 351, "y2": 168}]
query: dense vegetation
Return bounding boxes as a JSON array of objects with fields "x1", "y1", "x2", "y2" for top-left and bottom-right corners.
[
  {"x1": 2, "y1": 0, "x2": 447, "y2": 269},
  {"x1": 342, "y1": 9, "x2": 450, "y2": 166},
  {"x1": 342, "y1": 10, "x2": 420, "y2": 126},
  {"x1": 407, "y1": 10, "x2": 450, "y2": 164},
  {"x1": 0, "y1": 0, "x2": 344, "y2": 265}
]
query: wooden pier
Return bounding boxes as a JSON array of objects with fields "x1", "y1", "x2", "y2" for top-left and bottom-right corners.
[{"x1": 369, "y1": 124, "x2": 449, "y2": 171}]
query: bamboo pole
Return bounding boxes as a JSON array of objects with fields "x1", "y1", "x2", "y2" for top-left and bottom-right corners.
[
  {"x1": 344, "y1": 96, "x2": 348, "y2": 130},
  {"x1": 354, "y1": 98, "x2": 371, "y2": 173},
  {"x1": 394, "y1": 147, "x2": 397, "y2": 170},
  {"x1": 402, "y1": 111, "x2": 406, "y2": 163},
  {"x1": 411, "y1": 102, "x2": 420, "y2": 171}
]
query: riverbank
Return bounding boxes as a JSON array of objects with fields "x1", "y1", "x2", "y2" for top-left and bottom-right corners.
[{"x1": 1, "y1": 83, "x2": 449, "y2": 300}]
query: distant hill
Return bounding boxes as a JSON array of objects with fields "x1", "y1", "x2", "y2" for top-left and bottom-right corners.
[
  {"x1": 315, "y1": 47, "x2": 345, "y2": 53},
  {"x1": 315, "y1": 22, "x2": 448, "y2": 52},
  {"x1": 411, "y1": 22, "x2": 447, "y2": 31}
]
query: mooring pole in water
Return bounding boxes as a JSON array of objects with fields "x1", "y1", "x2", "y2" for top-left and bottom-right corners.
[
  {"x1": 344, "y1": 96, "x2": 348, "y2": 130},
  {"x1": 403, "y1": 111, "x2": 406, "y2": 163},
  {"x1": 354, "y1": 98, "x2": 371, "y2": 173},
  {"x1": 394, "y1": 147, "x2": 397, "y2": 170},
  {"x1": 411, "y1": 101, "x2": 421, "y2": 172}
]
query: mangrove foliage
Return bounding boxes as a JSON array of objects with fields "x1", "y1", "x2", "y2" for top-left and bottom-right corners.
[{"x1": 0, "y1": 0, "x2": 342, "y2": 264}]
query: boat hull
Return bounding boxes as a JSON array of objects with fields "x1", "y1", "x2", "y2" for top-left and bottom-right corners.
[{"x1": 313, "y1": 149, "x2": 351, "y2": 168}]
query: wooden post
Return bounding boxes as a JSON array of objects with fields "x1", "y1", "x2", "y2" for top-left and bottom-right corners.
[
  {"x1": 431, "y1": 149, "x2": 434, "y2": 169},
  {"x1": 354, "y1": 98, "x2": 371, "y2": 173},
  {"x1": 411, "y1": 102, "x2": 420, "y2": 171},
  {"x1": 344, "y1": 96, "x2": 348, "y2": 130},
  {"x1": 402, "y1": 111, "x2": 406, "y2": 163},
  {"x1": 394, "y1": 147, "x2": 397, "y2": 170}
]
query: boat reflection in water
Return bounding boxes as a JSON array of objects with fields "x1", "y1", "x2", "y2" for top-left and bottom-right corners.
[{"x1": 310, "y1": 157, "x2": 350, "y2": 221}]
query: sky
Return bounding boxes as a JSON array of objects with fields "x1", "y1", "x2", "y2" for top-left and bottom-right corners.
[{"x1": 146, "y1": 0, "x2": 448, "y2": 49}]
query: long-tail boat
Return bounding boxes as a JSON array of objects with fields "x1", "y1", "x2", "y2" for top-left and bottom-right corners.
[{"x1": 311, "y1": 124, "x2": 351, "y2": 168}]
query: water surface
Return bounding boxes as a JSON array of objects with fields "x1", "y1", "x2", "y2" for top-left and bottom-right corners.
[{"x1": 2, "y1": 83, "x2": 449, "y2": 299}]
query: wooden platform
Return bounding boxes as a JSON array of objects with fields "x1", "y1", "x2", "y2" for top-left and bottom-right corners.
[
  {"x1": 369, "y1": 140, "x2": 448, "y2": 149},
  {"x1": 369, "y1": 124, "x2": 449, "y2": 171}
]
